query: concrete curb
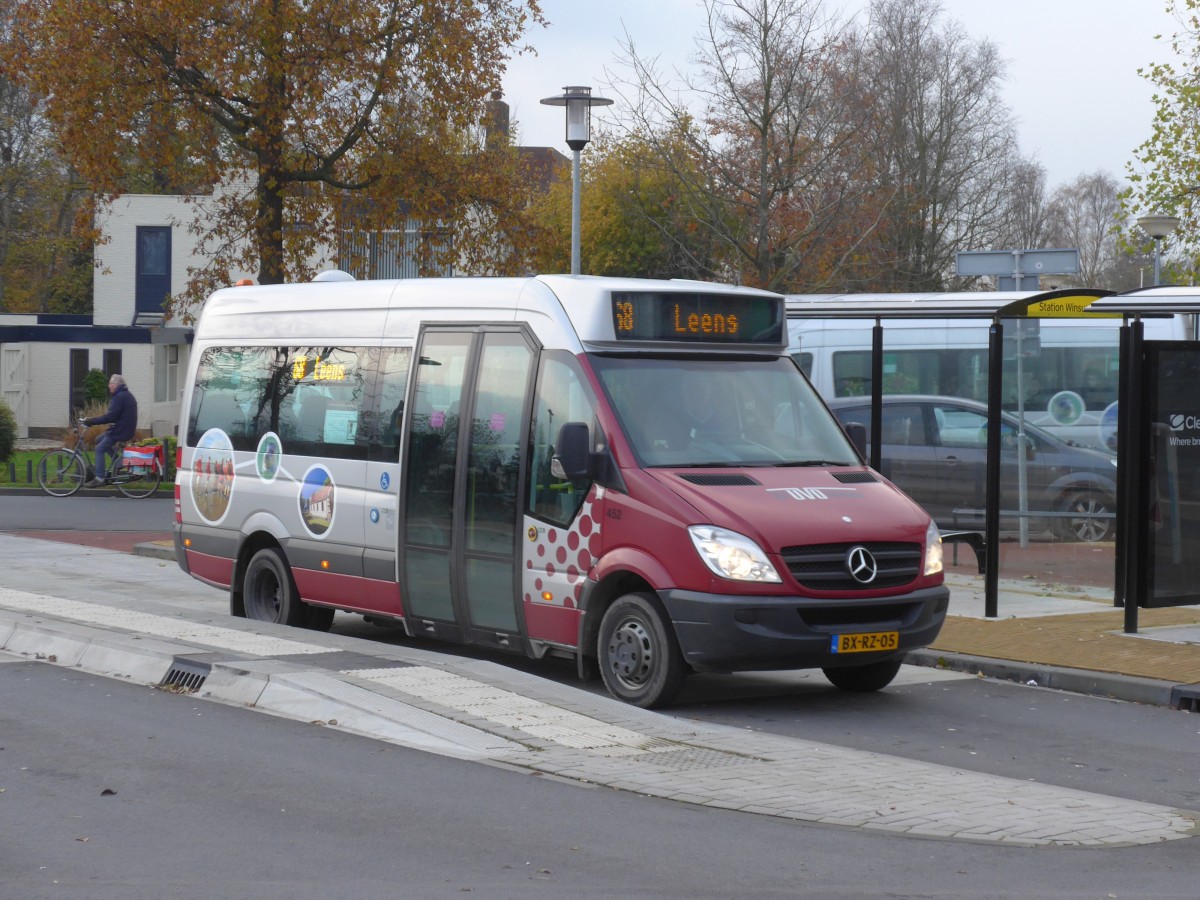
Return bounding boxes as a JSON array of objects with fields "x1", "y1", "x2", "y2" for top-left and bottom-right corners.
[
  {"x1": 134, "y1": 541, "x2": 177, "y2": 561},
  {"x1": 906, "y1": 647, "x2": 1185, "y2": 708},
  {"x1": 0, "y1": 609, "x2": 517, "y2": 761}
]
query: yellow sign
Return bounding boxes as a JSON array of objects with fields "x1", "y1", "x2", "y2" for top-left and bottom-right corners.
[
  {"x1": 1024, "y1": 295, "x2": 1121, "y2": 318},
  {"x1": 292, "y1": 355, "x2": 348, "y2": 381}
]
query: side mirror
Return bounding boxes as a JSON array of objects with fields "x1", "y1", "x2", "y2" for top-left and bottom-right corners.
[
  {"x1": 844, "y1": 421, "x2": 868, "y2": 459},
  {"x1": 551, "y1": 421, "x2": 591, "y2": 481}
]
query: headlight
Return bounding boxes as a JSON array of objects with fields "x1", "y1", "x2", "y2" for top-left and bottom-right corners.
[
  {"x1": 688, "y1": 525, "x2": 782, "y2": 583},
  {"x1": 924, "y1": 520, "x2": 943, "y2": 576}
]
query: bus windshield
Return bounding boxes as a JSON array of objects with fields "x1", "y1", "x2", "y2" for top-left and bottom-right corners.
[{"x1": 591, "y1": 355, "x2": 859, "y2": 468}]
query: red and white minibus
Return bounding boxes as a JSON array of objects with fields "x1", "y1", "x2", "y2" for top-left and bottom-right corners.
[{"x1": 174, "y1": 274, "x2": 948, "y2": 706}]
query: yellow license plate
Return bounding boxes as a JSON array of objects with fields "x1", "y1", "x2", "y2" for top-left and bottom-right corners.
[{"x1": 831, "y1": 631, "x2": 899, "y2": 654}]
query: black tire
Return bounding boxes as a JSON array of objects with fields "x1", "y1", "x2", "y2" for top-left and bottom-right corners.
[
  {"x1": 306, "y1": 605, "x2": 336, "y2": 632},
  {"x1": 243, "y1": 547, "x2": 308, "y2": 627},
  {"x1": 37, "y1": 449, "x2": 85, "y2": 497},
  {"x1": 597, "y1": 593, "x2": 687, "y2": 708},
  {"x1": 822, "y1": 658, "x2": 904, "y2": 692},
  {"x1": 116, "y1": 461, "x2": 163, "y2": 499},
  {"x1": 1055, "y1": 489, "x2": 1114, "y2": 543}
]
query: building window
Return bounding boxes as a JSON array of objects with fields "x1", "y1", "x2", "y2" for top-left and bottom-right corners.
[
  {"x1": 135, "y1": 226, "x2": 172, "y2": 317},
  {"x1": 154, "y1": 344, "x2": 180, "y2": 402},
  {"x1": 103, "y1": 349, "x2": 123, "y2": 380},
  {"x1": 69, "y1": 348, "x2": 88, "y2": 413}
]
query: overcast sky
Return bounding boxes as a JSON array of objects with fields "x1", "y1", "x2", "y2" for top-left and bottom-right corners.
[{"x1": 501, "y1": 0, "x2": 1180, "y2": 191}]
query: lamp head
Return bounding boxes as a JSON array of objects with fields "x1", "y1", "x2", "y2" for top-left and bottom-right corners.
[
  {"x1": 1137, "y1": 213, "x2": 1181, "y2": 240},
  {"x1": 540, "y1": 85, "x2": 613, "y2": 151}
]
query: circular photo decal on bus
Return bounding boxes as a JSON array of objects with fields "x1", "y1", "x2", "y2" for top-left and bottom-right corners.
[
  {"x1": 299, "y1": 465, "x2": 336, "y2": 537},
  {"x1": 1047, "y1": 390, "x2": 1085, "y2": 427},
  {"x1": 256, "y1": 432, "x2": 282, "y2": 482},
  {"x1": 192, "y1": 429, "x2": 236, "y2": 524},
  {"x1": 1099, "y1": 401, "x2": 1119, "y2": 453}
]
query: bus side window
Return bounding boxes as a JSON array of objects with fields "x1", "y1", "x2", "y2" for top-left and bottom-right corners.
[
  {"x1": 365, "y1": 347, "x2": 411, "y2": 462},
  {"x1": 528, "y1": 354, "x2": 598, "y2": 526},
  {"x1": 187, "y1": 346, "x2": 275, "y2": 450}
]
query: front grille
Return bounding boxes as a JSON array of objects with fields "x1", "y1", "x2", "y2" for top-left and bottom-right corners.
[
  {"x1": 676, "y1": 473, "x2": 761, "y2": 486},
  {"x1": 781, "y1": 541, "x2": 921, "y2": 591}
]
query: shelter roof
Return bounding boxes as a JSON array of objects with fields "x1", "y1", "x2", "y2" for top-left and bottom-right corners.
[
  {"x1": 786, "y1": 288, "x2": 1114, "y2": 320},
  {"x1": 1086, "y1": 286, "x2": 1200, "y2": 316}
]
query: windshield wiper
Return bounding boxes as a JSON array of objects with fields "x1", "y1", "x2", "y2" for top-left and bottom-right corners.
[
  {"x1": 774, "y1": 459, "x2": 858, "y2": 467},
  {"x1": 658, "y1": 461, "x2": 744, "y2": 468}
]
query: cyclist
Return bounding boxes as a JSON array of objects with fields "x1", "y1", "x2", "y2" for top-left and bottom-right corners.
[{"x1": 82, "y1": 374, "x2": 138, "y2": 488}]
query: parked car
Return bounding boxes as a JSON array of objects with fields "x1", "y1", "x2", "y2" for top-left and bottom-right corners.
[{"x1": 826, "y1": 395, "x2": 1118, "y2": 542}]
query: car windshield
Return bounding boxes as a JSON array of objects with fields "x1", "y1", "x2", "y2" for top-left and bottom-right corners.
[{"x1": 591, "y1": 354, "x2": 858, "y2": 468}]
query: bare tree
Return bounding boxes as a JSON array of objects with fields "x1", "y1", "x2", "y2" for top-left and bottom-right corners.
[
  {"x1": 860, "y1": 0, "x2": 1021, "y2": 290},
  {"x1": 608, "y1": 0, "x2": 885, "y2": 292},
  {"x1": 1001, "y1": 158, "x2": 1050, "y2": 251},
  {"x1": 1045, "y1": 171, "x2": 1124, "y2": 286}
]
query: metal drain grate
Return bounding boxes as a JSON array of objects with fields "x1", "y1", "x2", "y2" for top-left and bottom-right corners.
[
  {"x1": 160, "y1": 658, "x2": 212, "y2": 693},
  {"x1": 1171, "y1": 684, "x2": 1200, "y2": 712},
  {"x1": 640, "y1": 747, "x2": 768, "y2": 772}
]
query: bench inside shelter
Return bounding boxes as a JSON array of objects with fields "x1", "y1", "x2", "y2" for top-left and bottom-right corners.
[{"x1": 939, "y1": 529, "x2": 987, "y2": 574}]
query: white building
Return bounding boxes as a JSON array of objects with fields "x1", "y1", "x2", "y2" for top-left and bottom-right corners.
[{"x1": 1, "y1": 190, "x2": 320, "y2": 439}]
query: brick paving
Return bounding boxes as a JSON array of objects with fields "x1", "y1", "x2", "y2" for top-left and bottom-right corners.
[{"x1": 933, "y1": 606, "x2": 1200, "y2": 684}]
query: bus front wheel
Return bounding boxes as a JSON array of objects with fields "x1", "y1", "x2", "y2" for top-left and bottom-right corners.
[
  {"x1": 244, "y1": 548, "x2": 308, "y2": 627},
  {"x1": 598, "y1": 593, "x2": 686, "y2": 708}
]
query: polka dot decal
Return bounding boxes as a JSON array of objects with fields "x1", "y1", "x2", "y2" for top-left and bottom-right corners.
[{"x1": 522, "y1": 488, "x2": 601, "y2": 610}]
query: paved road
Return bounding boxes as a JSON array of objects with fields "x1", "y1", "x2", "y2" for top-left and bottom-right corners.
[
  {"x1": 2, "y1": 535, "x2": 1196, "y2": 858},
  {"x1": 14, "y1": 657, "x2": 1200, "y2": 900}
]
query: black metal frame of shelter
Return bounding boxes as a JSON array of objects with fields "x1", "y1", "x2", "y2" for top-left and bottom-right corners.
[{"x1": 787, "y1": 289, "x2": 1116, "y2": 618}]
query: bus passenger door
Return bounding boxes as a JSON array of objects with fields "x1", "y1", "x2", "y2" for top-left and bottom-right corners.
[
  {"x1": 400, "y1": 328, "x2": 535, "y2": 650},
  {"x1": 459, "y1": 332, "x2": 535, "y2": 647},
  {"x1": 521, "y1": 352, "x2": 603, "y2": 649}
]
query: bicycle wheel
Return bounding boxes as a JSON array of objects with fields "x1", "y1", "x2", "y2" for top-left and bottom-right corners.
[
  {"x1": 37, "y1": 449, "x2": 86, "y2": 497},
  {"x1": 116, "y1": 461, "x2": 163, "y2": 499}
]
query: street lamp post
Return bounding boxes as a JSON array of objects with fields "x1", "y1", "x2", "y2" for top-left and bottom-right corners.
[
  {"x1": 1137, "y1": 213, "x2": 1181, "y2": 285},
  {"x1": 540, "y1": 85, "x2": 612, "y2": 275}
]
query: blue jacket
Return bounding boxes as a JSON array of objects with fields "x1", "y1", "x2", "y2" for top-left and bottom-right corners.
[{"x1": 92, "y1": 384, "x2": 138, "y2": 441}]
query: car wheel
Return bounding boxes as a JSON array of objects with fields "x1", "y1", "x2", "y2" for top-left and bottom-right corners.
[
  {"x1": 822, "y1": 658, "x2": 904, "y2": 692},
  {"x1": 1055, "y1": 489, "x2": 1114, "y2": 543}
]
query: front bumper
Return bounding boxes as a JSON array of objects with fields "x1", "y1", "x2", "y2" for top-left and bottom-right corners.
[{"x1": 660, "y1": 584, "x2": 950, "y2": 673}]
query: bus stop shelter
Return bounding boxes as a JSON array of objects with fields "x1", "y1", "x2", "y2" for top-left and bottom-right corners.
[
  {"x1": 1086, "y1": 286, "x2": 1200, "y2": 632},
  {"x1": 787, "y1": 289, "x2": 1116, "y2": 618}
]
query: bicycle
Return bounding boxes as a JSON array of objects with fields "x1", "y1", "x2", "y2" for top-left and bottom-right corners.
[{"x1": 36, "y1": 418, "x2": 164, "y2": 499}]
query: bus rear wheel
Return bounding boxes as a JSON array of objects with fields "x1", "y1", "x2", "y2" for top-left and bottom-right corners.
[
  {"x1": 306, "y1": 605, "x2": 335, "y2": 632},
  {"x1": 598, "y1": 593, "x2": 686, "y2": 708},
  {"x1": 244, "y1": 548, "x2": 308, "y2": 627}
]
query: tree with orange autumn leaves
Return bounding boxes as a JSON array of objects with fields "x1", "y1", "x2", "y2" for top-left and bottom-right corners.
[{"x1": 3, "y1": 0, "x2": 544, "y2": 319}]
